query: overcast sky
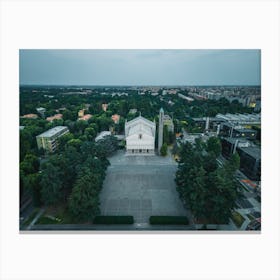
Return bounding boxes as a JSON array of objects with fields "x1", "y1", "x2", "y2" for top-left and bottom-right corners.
[{"x1": 19, "y1": 49, "x2": 261, "y2": 86}]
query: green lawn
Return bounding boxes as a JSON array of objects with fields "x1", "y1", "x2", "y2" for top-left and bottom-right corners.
[
  {"x1": 41, "y1": 205, "x2": 75, "y2": 224},
  {"x1": 35, "y1": 215, "x2": 62, "y2": 225}
]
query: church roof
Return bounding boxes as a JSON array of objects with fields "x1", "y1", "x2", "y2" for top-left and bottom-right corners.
[
  {"x1": 128, "y1": 123, "x2": 154, "y2": 137},
  {"x1": 125, "y1": 116, "x2": 156, "y2": 138},
  {"x1": 126, "y1": 116, "x2": 155, "y2": 128}
]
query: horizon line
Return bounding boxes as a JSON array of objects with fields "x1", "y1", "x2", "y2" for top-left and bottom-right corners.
[{"x1": 20, "y1": 84, "x2": 261, "y2": 87}]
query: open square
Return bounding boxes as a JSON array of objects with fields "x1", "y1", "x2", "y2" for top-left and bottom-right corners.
[{"x1": 99, "y1": 151, "x2": 188, "y2": 223}]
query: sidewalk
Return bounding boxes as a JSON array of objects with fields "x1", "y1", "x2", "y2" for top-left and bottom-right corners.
[{"x1": 26, "y1": 208, "x2": 45, "y2": 230}]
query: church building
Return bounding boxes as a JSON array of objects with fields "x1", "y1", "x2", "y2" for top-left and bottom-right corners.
[{"x1": 125, "y1": 115, "x2": 156, "y2": 155}]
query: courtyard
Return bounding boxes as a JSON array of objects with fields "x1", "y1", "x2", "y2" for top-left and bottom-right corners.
[{"x1": 99, "y1": 150, "x2": 188, "y2": 224}]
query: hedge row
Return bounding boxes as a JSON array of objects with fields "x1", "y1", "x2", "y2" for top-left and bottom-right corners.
[
  {"x1": 93, "y1": 216, "x2": 134, "y2": 224},
  {"x1": 149, "y1": 216, "x2": 189, "y2": 225}
]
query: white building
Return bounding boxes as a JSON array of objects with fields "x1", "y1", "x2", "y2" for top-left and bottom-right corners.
[
  {"x1": 36, "y1": 107, "x2": 46, "y2": 117},
  {"x1": 125, "y1": 116, "x2": 156, "y2": 155},
  {"x1": 36, "y1": 126, "x2": 69, "y2": 153},
  {"x1": 95, "y1": 131, "x2": 111, "y2": 142}
]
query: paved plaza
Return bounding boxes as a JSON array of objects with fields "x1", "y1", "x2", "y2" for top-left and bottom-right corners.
[{"x1": 99, "y1": 150, "x2": 188, "y2": 223}]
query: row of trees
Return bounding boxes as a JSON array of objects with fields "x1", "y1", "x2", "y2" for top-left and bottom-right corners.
[
  {"x1": 175, "y1": 137, "x2": 242, "y2": 225},
  {"x1": 40, "y1": 138, "x2": 118, "y2": 222},
  {"x1": 20, "y1": 135, "x2": 118, "y2": 222}
]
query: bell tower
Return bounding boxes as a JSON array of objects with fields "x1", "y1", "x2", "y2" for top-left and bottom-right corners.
[{"x1": 158, "y1": 108, "x2": 164, "y2": 153}]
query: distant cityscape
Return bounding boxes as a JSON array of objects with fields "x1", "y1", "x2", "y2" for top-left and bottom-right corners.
[{"x1": 21, "y1": 84, "x2": 261, "y2": 103}]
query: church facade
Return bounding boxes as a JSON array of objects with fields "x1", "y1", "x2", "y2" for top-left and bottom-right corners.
[{"x1": 125, "y1": 115, "x2": 156, "y2": 155}]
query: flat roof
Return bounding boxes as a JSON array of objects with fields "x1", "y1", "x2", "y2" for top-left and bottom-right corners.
[
  {"x1": 223, "y1": 137, "x2": 250, "y2": 145},
  {"x1": 37, "y1": 126, "x2": 68, "y2": 138},
  {"x1": 95, "y1": 131, "x2": 111, "y2": 141},
  {"x1": 223, "y1": 137, "x2": 261, "y2": 159},
  {"x1": 239, "y1": 146, "x2": 261, "y2": 160},
  {"x1": 192, "y1": 117, "x2": 223, "y2": 122},
  {"x1": 216, "y1": 113, "x2": 261, "y2": 123},
  {"x1": 234, "y1": 128, "x2": 257, "y2": 133}
]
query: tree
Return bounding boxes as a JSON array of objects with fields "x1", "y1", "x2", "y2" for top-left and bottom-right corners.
[
  {"x1": 68, "y1": 168, "x2": 101, "y2": 222},
  {"x1": 40, "y1": 162, "x2": 64, "y2": 205},
  {"x1": 84, "y1": 127, "x2": 96, "y2": 141},
  {"x1": 75, "y1": 120, "x2": 88, "y2": 134},
  {"x1": 225, "y1": 152, "x2": 240, "y2": 175},
  {"x1": 66, "y1": 138, "x2": 83, "y2": 150},
  {"x1": 20, "y1": 154, "x2": 39, "y2": 174},
  {"x1": 203, "y1": 152, "x2": 218, "y2": 173},
  {"x1": 206, "y1": 136, "x2": 221, "y2": 157},
  {"x1": 57, "y1": 133, "x2": 74, "y2": 151},
  {"x1": 163, "y1": 125, "x2": 169, "y2": 144},
  {"x1": 96, "y1": 135, "x2": 118, "y2": 157},
  {"x1": 26, "y1": 173, "x2": 42, "y2": 207},
  {"x1": 160, "y1": 143, "x2": 168, "y2": 156},
  {"x1": 97, "y1": 115, "x2": 114, "y2": 132},
  {"x1": 175, "y1": 140, "x2": 242, "y2": 226},
  {"x1": 63, "y1": 109, "x2": 77, "y2": 121},
  {"x1": 59, "y1": 145, "x2": 82, "y2": 191}
]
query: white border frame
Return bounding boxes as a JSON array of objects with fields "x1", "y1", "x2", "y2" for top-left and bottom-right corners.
[{"x1": 1, "y1": 1, "x2": 280, "y2": 280}]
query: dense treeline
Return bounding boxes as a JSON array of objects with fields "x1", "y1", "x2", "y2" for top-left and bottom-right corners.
[
  {"x1": 175, "y1": 137, "x2": 242, "y2": 225},
  {"x1": 20, "y1": 87, "x2": 254, "y2": 126},
  {"x1": 38, "y1": 138, "x2": 117, "y2": 222}
]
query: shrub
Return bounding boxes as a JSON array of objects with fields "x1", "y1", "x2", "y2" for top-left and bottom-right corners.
[
  {"x1": 160, "y1": 143, "x2": 168, "y2": 156},
  {"x1": 149, "y1": 216, "x2": 189, "y2": 225},
  {"x1": 93, "y1": 215, "x2": 134, "y2": 224}
]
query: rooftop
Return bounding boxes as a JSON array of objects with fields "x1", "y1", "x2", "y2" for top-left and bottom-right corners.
[
  {"x1": 37, "y1": 126, "x2": 68, "y2": 138},
  {"x1": 78, "y1": 114, "x2": 92, "y2": 121},
  {"x1": 216, "y1": 113, "x2": 261, "y2": 123},
  {"x1": 21, "y1": 114, "x2": 38, "y2": 119},
  {"x1": 126, "y1": 116, "x2": 155, "y2": 128},
  {"x1": 240, "y1": 146, "x2": 261, "y2": 160},
  {"x1": 46, "y1": 114, "x2": 63, "y2": 122},
  {"x1": 95, "y1": 131, "x2": 111, "y2": 142},
  {"x1": 223, "y1": 137, "x2": 250, "y2": 145},
  {"x1": 233, "y1": 128, "x2": 257, "y2": 133}
]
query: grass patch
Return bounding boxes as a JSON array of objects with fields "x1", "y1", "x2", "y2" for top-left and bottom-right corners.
[
  {"x1": 22, "y1": 208, "x2": 39, "y2": 226},
  {"x1": 231, "y1": 211, "x2": 245, "y2": 228},
  {"x1": 35, "y1": 216, "x2": 61, "y2": 225},
  {"x1": 44, "y1": 205, "x2": 75, "y2": 224},
  {"x1": 93, "y1": 216, "x2": 134, "y2": 224},
  {"x1": 149, "y1": 216, "x2": 189, "y2": 225}
]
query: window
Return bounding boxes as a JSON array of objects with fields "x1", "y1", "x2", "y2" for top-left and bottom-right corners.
[
  {"x1": 139, "y1": 134, "x2": 142, "y2": 139},
  {"x1": 140, "y1": 149, "x2": 142, "y2": 153}
]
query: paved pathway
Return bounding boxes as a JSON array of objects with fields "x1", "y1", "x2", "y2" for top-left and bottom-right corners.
[{"x1": 26, "y1": 208, "x2": 45, "y2": 230}]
